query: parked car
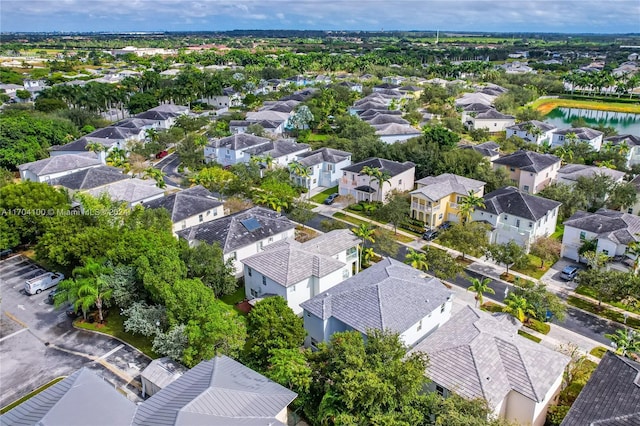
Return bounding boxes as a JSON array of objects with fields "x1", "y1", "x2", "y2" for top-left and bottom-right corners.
[
  {"x1": 0, "y1": 248, "x2": 12, "y2": 259},
  {"x1": 423, "y1": 229, "x2": 439, "y2": 241},
  {"x1": 560, "y1": 265, "x2": 579, "y2": 281},
  {"x1": 24, "y1": 272, "x2": 65, "y2": 295},
  {"x1": 48, "y1": 288, "x2": 66, "y2": 304},
  {"x1": 324, "y1": 193, "x2": 339, "y2": 205},
  {"x1": 156, "y1": 150, "x2": 168, "y2": 159},
  {"x1": 439, "y1": 221, "x2": 452, "y2": 230}
]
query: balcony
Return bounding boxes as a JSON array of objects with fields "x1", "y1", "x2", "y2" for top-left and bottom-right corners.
[{"x1": 411, "y1": 202, "x2": 438, "y2": 212}]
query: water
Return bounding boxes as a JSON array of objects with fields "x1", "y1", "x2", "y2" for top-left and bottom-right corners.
[{"x1": 544, "y1": 107, "x2": 640, "y2": 135}]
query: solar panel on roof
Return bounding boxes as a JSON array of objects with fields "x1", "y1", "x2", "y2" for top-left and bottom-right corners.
[{"x1": 240, "y1": 217, "x2": 262, "y2": 232}]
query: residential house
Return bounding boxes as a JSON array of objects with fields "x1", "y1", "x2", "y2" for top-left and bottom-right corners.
[
  {"x1": 204, "y1": 133, "x2": 272, "y2": 166},
  {"x1": 624, "y1": 174, "x2": 640, "y2": 215},
  {"x1": 561, "y1": 209, "x2": 640, "y2": 262},
  {"x1": 84, "y1": 178, "x2": 166, "y2": 208},
  {"x1": 492, "y1": 150, "x2": 561, "y2": 194},
  {"x1": 145, "y1": 185, "x2": 224, "y2": 234},
  {"x1": 176, "y1": 207, "x2": 296, "y2": 276},
  {"x1": 301, "y1": 257, "x2": 453, "y2": 348},
  {"x1": 49, "y1": 136, "x2": 125, "y2": 164},
  {"x1": 295, "y1": 147, "x2": 352, "y2": 190},
  {"x1": 398, "y1": 85, "x2": 424, "y2": 99},
  {"x1": 18, "y1": 153, "x2": 102, "y2": 183},
  {"x1": 337, "y1": 81, "x2": 363, "y2": 93},
  {"x1": 410, "y1": 173, "x2": 486, "y2": 227},
  {"x1": 471, "y1": 186, "x2": 561, "y2": 250},
  {"x1": 229, "y1": 119, "x2": 284, "y2": 135},
  {"x1": 134, "y1": 104, "x2": 189, "y2": 129},
  {"x1": 241, "y1": 230, "x2": 360, "y2": 314},
  {"x1": 1, "y1": 356, "x2": 298, "y2": 426},
  {"x1": 373, "y1": 123, "x2": 423, "y2": 143},
  {"x1": 412, "y1": 306, "x2": 569, "y2": 426},
  {"x1": 49, "y1": 166, "x2": 128, "y2": 192},
  {"x1": 551, "y1": 127, "x2": 604, "y2": 151},
  {"x1": 604, "y1": 134, "x2": 640, "y2": 168},
  {"x1": 465, "y1": 108, "x2": 515, "y2": 132},
  {"x1": 560, "y1": 351, "x2": 640, "y2": 426},
  {"x1": 339, "y1": 158, "x2": 415, "y2": 203},
  {"x1": 244, "y1": 139, "x2": 311, "y2": 168},
  {"x1": 500, "y1": 61, "x2": 536, "y2": 74},
  {"x1": 557, "y1": 164, "x2": 625, "y2": 186},
  {"x1": 373, "y1": 82, "x2": 401, "y2": 92},
  {"x1": 505, "y1": 120, "x2": 557, "y2": 145},
  {"x1": 459, "y1": 141, "x2": 500, "y2": 161},
  {"x1": 198, "y1": 87, "x2": 243, "y2": 109},
  {"x1": 455, "y1": 92, "x2": 496, "y2": 107},
  {"x1": 460, "y1": 102, "x2": 493, "y2": 122}
]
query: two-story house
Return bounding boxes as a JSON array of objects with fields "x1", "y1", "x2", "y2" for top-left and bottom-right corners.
[
  {"x1": 412, "y1": 306, "x2": 569, "y2": 426},
  {"x1": 144, "y1": 185, "x2": 224, "y2": 235},
  {"x1": 134, "y1": 104, "x2": 189, "y2": 129},
  {"x1": 410, "y1": 174, "x2": 486, "y2": 228},
  {"x1": 557, "y1": 164, "x2": 625, "y2": 186},
  {"x1": 339, "y1": 158, "x2": 415, "y2": 203},
  {"x1": 301, "y1": 257, "x2": 453, "y2": 348},
  {"x1": 204, "y1": 133, "x2": 272, "y2": 166},
  {"x1": 459, "y1": 141, "x2": 501, "y2": 161},
  {"x1": 241, "y1": 230, "x2": 360, "y2": 315},
  {"x1": 604, "y1": 134, "x2": 640, "y2": 168},
  {"x1": 294, "y1": 148, "x2": 352, "y2": 190},
  {"x1": 505, "y1": 120, "x2": 557, "y2": 145},
  {"x1": 465, "y1": 108, "x2": 516, "y2": 132},
  {"x1": 492, "y1": 150, "x2": 561, "y2": 194},
  {"x1": 551, "y1": 127, "x2": 604, "y2": 151},
  {"x1": 19, "y1": 153, "x2": 103, "y2": 183},
  {"x1": 244, "y1": 139, "x2": 311, "y2": 168},
  {"x1": 561, "y1": 209, "x2": 640, "y2": 262},
  {"x1": 176, "y1": 207, "x2": 296, "y2": 276},
  {"x1": 471, "y1": 186, "x2": 561, "y2": 250},
  {"x1": 84, "y1": 178, "x2": 166, "y2": 208}
]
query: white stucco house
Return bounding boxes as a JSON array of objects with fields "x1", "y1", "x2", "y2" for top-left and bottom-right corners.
[
  {"x1": 243, "y1": 139, "x2": 311, "y2": 168},
  {"x1": 83, "y1": 178, "x2": 166, "y2": 208},
  {"x1": 505, "y1": 120, "x2": 557, "y2": 145},
  {"x1": 294, "y1": 148, "x2": 352, "y2": 190},
  {"x1": 412, "y1": 306, "x2": 569, "y2": 426},
  {"x1": 561, "y1": 209, "x2": 640, "y2": 262},
  {"x1": 471, "y1": 186, "x2": 561, "y2": 251},
  {"x1": 18, "y1": 153, "x2": 103, "y2": 183},
  {"x1": 241, "y1": 230, "x2": 360, "y2": 315},
  {"x1": 339, "y1": 157, "x2": 415, "y2": 203},
  {"x1": 556, "y1": 164, "x2": 625, "y2": 186},
  {"x1": 134, "y1": 104, "x2": 189, "y2": 129},
  {"x1": 551, "y1": 127, "x2": 604, "y2": 151},
  {"x1": 492, "y1": 150, "x2": 561, "y2": 194},
  {"x1": 204, "y1": 133, "x2": 272, "y2": 166},
  {"x1": 465, "y1": 108, "x2": 515, "y2": 132},
  {"x1": 301, "y1": 257, "x2": 453, "y2": 348},
  {"x1": 604, "y1": 134, "x2": 640, "y2": 168},
  {"x1": 176, "y1": 207, "x2": 296, "y2": 276}
]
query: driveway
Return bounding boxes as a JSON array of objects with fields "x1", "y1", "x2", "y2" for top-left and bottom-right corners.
[{"x1": 0, "y1": 255, "x2": 150, "y2": 408}]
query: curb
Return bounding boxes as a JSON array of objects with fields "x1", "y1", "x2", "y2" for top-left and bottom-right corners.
[{"x1": 71, "y1": 322, "x2": 154, "y2": 361}]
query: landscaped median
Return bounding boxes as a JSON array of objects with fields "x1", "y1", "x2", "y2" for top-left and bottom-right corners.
[{"x1": 567, "y1": 296, "x2": 640, "y2": 330}]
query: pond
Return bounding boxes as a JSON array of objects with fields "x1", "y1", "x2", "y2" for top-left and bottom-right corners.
[{"x1": 544, "y1": 107, "x2": 640, "y2": 135}]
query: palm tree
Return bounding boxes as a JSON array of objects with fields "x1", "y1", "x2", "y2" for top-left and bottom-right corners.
[
  {"x1": 59, "y1": 258, "x2": 113, "y2": 323},
  {"x1": 627, "y1": 241, "x2": 640, "y2": 274},
  {"x1": 362, "y1": 247, "x2": 376, "y2": 268},
  {"x1": 605, "y1": 328, "x2": 640, "y2": 357},
  {"x1": 289, "y1": 161, "x2": 311, "y2": 198},
  {"x1": 86, "y1": 142, "x2": 105, "y2": 154},
  {"x1": 405, "y1": 248, "x2": 429, "y2": 271},
  {"x1": 554, "y1": 145, "x2": 574, "y2": 164},
  {"x1": 458, "y1": 190, "x2": 486, "y2": 223},
  {"x1": 467, "y1": 277, "x2": 494, "y2": 307},
  {"x1": 503, "y1": 294, "x2": 534, "y2": 323},
  {"x1": 565, "y1": 132, "x2": 579, "y2": 145},
  {"x1": 360, "y1": 165, "x2": 376, "y2": 202},
  {"x1": 143, "y1": 167, "x2": 167, "y2": 189},
  {"x1": 351, "y1": 224, "x2": 375, "y2": 270},
  {"x1": 372, "y1": 169, "x2": 392, "y2": 203},
  {"x1": 106, "y1": 147, "x2": 127, "y2": 168}
]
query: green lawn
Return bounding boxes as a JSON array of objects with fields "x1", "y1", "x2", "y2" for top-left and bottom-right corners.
[
  {"x1": 527, "y1": 318, "x2": 551, "y2": 335},
  {"x1": 518, "y1": 330, "x2": 542, "y2": 343},
  {"x1": 575, "y1": 285, "x2": 640, "y2": 315},
  {"x1": 551, "y1": 224, "x2": 565, "y2": 241},
  {"x1": 310, "y1": 186, "x2": 338, "y2": 204},
  {"x1": 589, "y1": 346, "x2": 609, "y2": 359},
  {"x1": 0, "y1": 377, "x2": 65, "y2": 414},
  {"x1": 75, "y1": 309, "x2": 158, "y2": 358},
  {"x1": 306, "y1": 133, "x2": 330, "y2": 142},
  {"x1": 567, "y1": 296, "x2": 640, "y2": 330},
  {"x1": 220, "y1": 285, "x2": 246, "y2": 306},
  {"x1": 333, "y1": 212, "x2": 372, "y2": 227},
  {"x1": 511, "y1": 254, "x2": 551, "y2": 279}
]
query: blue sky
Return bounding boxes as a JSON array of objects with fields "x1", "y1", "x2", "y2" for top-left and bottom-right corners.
[{"x1": 2, "y1": 0, "x2": 639, "y2": 34}]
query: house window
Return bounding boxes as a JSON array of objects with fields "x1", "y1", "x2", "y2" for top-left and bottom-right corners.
[
  {"x1": 435, "y1": 385, "x2": 445, "y2": 396},
  {"x1": 206, "y1": 210, "x2": 211, "y2": 216},
  {"x1": 327, "y1": 164, "x2": 333, "y2": 171},
  {"x1": 456, "y1": 196, "x2": 463, "y2": 204},
  {"x1": 262, "y1": 276, "x2": 267, "y2": 286},
  {"x1": 257, "y1": 241, "x2": 264, "y2": 250},
  {"x1": 268, "y1": 237, "x2": 273, "y2": 243},
  {"x1": 504, "y1": 215, "x2": 508, "y2": 220},
  {"x1": 438, "y1": 213, "x2": 443, "y2": 219},
  {"x1": 291, "y1": 285, "x2": 296, "y2": 291},
  {"x1": 213, "y1": 209, "x2": 218, "y2": 216},
  {"x1": 441, "y1": 304, "x2": 446, "y2": 313},
  {"x1": 250, "y1": 288, "x2": 258, "y2": 298},
  {"x1": 509, "y1": 167, "x2": 515, "y2": 172},
  {"x1": 226, "y1": 149, "x2": 230, "y2": 154},
  {"x1": 342, "y1": 269, "x2": 349, "y2": 279},
  {"x1": 198, "y1": 214, "x2": 203, "y2": 223},
  {"x1": 516, "y1": 219, "x2": 520, "y2": 227},
  {"x1": 248, "y1": 267, "x2": 252, "y2": 277},
  {"x1": 529, "y1": 222, "x2": 533, "y2": 228},
  {"x1": 310, "y1": 337, "x2": 319, "y2": 349},
  {"x1": 181, "y1": 221, "x2": 186, "y2": 230},
  {"x1": 343, "y1": 171, "x2": 346, "y2": 176},
  {"x1": 398, "y1": 179, "x2": 402, "y2": 185},
  {"x1": 417, "y1": 320, "x2": 422, "y2": 331},
  {"x1": 628, "y1": 208, "x2": 634, "y2": 214},
  {"x1": 579, "y1": 231, "x2": 586, "y2": 240},
  {"x1": 523, "y1": 185, "x2": 530, "y2": 192}
]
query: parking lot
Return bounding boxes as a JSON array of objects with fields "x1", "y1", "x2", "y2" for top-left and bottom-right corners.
[{"x1": 0, "y1": 255, "x2": 150, "y2": 408}]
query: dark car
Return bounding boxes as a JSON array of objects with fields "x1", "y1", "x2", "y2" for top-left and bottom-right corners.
[
  {"x1": 560, "y1": 265, "x2": 579, "y2": 281},
  {"x1": 324, "y1": 193, "x2": 339, "y2": 205},
  {"x1": 423, "y1": 229, "x2": 439, "y2": 241},
  {"x1": 156, "y1": 150, "x2": 168, "y2": 159},
  {"x1": 439, "y1": 221, "x2": 452, "y2": 230},
  {"x1": 48, "y1": 288, "x2": 66, "y2": 305},
  {"x1": 0, "y1": 248, "x2": 12, "y2": 259}
]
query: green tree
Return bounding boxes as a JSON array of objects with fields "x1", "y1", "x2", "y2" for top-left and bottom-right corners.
[
  {"x1": 143, "y1": 167, "x2": 166, "y2": 189},
  {"x1": 438, "y1": 222, "x2": 490, "y2": 260},
  {"x1": 180, "y1": 241, "x2": 237, "y2": 297},
  {"x1": 288, "y1": 200, "x2": 316, "y2": 229},
  {"x1": 529, "y1": 236, "x2": 561, "y2": 269},
  {"x1": 467, "y1": 277, "x2": 495, "y2": 307},
  {"x1": 351, "y1": 223, "x2": 375, "y2": 269},
  {"x1": 502, "y1": 293, "x2": 534, "y2": 323},
  {"x1": 405, "y1": 248, "x2": 429, "y2": 271},
  {"x1": 423, "y1": 246, "x2": 464, "y2": 281},
  {"x1": 57, "y1": 258, "x2": 113, "y2": 322},
  {"x1": 127, "y1": 92, "x2": 159, "y2": 114},
  {"x1": 486, "y1": 241, "x2": 528, "y2": 276},
  {"x1": 458, "y1": 190, "x2": 486, "y2": 223},
  {"x1": 373, "y1": 190, "x2": 410, "y2": 234},
  {"x1": 372, "y1": 168, "x2": 392, "y2": 203},
  {"x1": 190, "y1": 166, "x2": 237, "y2": 197},
  {"x1": 176, "y1": 132, "x2": 206, "y2": 171},
  {"x1": 265, "y1": 348, "x2": 312, "y2": 394},
  {"x1": 513, "y1": 282, "x2": 566, "y2": 322},
  {"x1": 604, "y1": 329, "x2": 640, "y2": 357},
  {"x1": 245, "y1": 296, "x2": 306, "y2": 370}
]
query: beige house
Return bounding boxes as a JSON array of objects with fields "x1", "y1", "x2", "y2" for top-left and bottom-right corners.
[
  {"x1": 492, "y1": 150, "x2": 561, "y2": 194},
  {"x1": 410, "y1": 174, "x2": 485, "y2": 228},
  {"x1": 339, "y1": 158, "x2": 415, "y2": 203}
]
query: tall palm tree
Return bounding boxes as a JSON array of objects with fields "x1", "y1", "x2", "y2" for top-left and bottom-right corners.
[
  {"x1": 467, "y1": 277, "x2": 494, "y2": 307},
  {"x1": 372, "y1": 169, "x2": 392, "y2": 203},
  {"x1": 360, "y1": 165, "x2": 376, "y2": 202},
  {"x1": 58, "y1": 258, "x2": 113, "y2": 322},
  {"x1": 503, "y1": 294, "x2": 534, "y2": 323},
  {"x1": 405, "y1": 248, "x2": 429, "y2": 271},
  {"x1": 351, "y1": 224, "x2": 375, "y2": 271},
  {"x1": 289, "y1": 161, "x2": 311, "y2": 197},
  {"x1": 458, "y1": 190, "x2": 486, "y2": 223},
  {"x1": 143, "y1": 167, "x2": 167, "y2": 189},
  {"x1": 605, "y1": 328, "x2": 640, "y2": 357}
]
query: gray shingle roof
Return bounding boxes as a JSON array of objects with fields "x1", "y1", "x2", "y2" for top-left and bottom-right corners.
[
  {"x1": 86, "y1": 126, "x2": 138, "y2": 140},
  {"x1": 558, "y1": 164, "x2": 625, "y2": 183},
  {"x1": 18, "y1": 153, "x2": 101, "y2": 175},
  {"x1": 176, "y1": 207, "x2": 296, "y2": 254},
  {"x1": 460, "y1": 141, "x2": 500, "y2": 158},
  {"x1": 605, "y1": 134, "x2": 640, "y2": 147},
  {"x1": 301, "y1": 257, "x2": 452, "y2": 335},
  {"x1": 49, "y1": 135, "x2": 119, "y2": 152},
  {"x1": 412, "y1": 306, "x2": 569, "y2": 407},
  {"x1": 208, "y1": 134, "x2": 271, "y2": 150},
  {"x1": 463, "y1": 103, "x2": 494, "y2": 113},
  {"x1": 374, "y1": 123, "x2": 422, "y2": 136},
  {"x1": 561, "y1": 351, "x2": 640, "y2": 426},
  {"x1": 296, "y1": 147, "x2": 351, "y2": 167},
  {"x1": 85, "y1": 178, "x2": 165, "y2": 204},
  {"x1": 412, "y1": 173, "x2": 485, "y2": 201},
  {"x1": 132, "y1": 355, "x2": 296, "y2": 426},
  {"x1": 299, "y1": 229, "x2": 360, "y2": 257},
  {"x1": 144, "y1": 185, "x2": 222, "y2": 223},
  {"x1": 50, "y1": 166, "x2": 127, "y2": 190},
  {"x1": 507, "y1": 120, "x2": 556, "y2": 133},
  {"x1": 492, "y1": 150, "x2": 560, "y2": 173},
  {"x1": 475, "y1": 109, "x2": 515, "y2": 120},
  {"x1": 342, "y1": 158, "x2": 415, "y2": 177},
  {"x1": 365, "y1": 114, "x2": 410, "y2": 125},
  {"x1": 478, "y1": 186, "x2": 561, "y2": 221},
  {"x1": 0, "y1": 368, "x2": 136, "y2": 426},
  {"x1": 244, "y1": 139, "x2": 310, "y2": 158},
  {"x1": 564, "y1": 209, "x2": 640, "y2": 245},
  {"x1": 554, "y1": 127, "x2": 604, "y2": 140}
]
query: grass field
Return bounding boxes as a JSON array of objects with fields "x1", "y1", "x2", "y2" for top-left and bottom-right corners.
[
  {"x1": 531, "y1": 97, "x2": 640, "y2": 115},
  {"x1": 0, "y1": 377, "x2": 65, "y2": 414},
  {"x1": 511, "y1": 254, "x2": 551, "y2": 279},
  {"x1": 310, "y1": 186, "x2": 338, "y2": 204}
]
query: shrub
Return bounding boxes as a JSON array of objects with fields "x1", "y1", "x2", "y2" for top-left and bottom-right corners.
[{"x1": 348, "y1": 203, "x2": 364, "y2": 211}]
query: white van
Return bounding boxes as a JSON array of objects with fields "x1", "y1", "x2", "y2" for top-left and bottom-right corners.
[{"x1": 24, "y1": 272, "x2": 65, "y2": 295}]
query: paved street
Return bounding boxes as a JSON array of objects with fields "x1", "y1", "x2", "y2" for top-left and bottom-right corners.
[
  {"x1": 154, "y1": 152, "x2": 186, "y2": 188},
  {"x1": 0, "y1": 255, "x2": 150, "y2": 408}
]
